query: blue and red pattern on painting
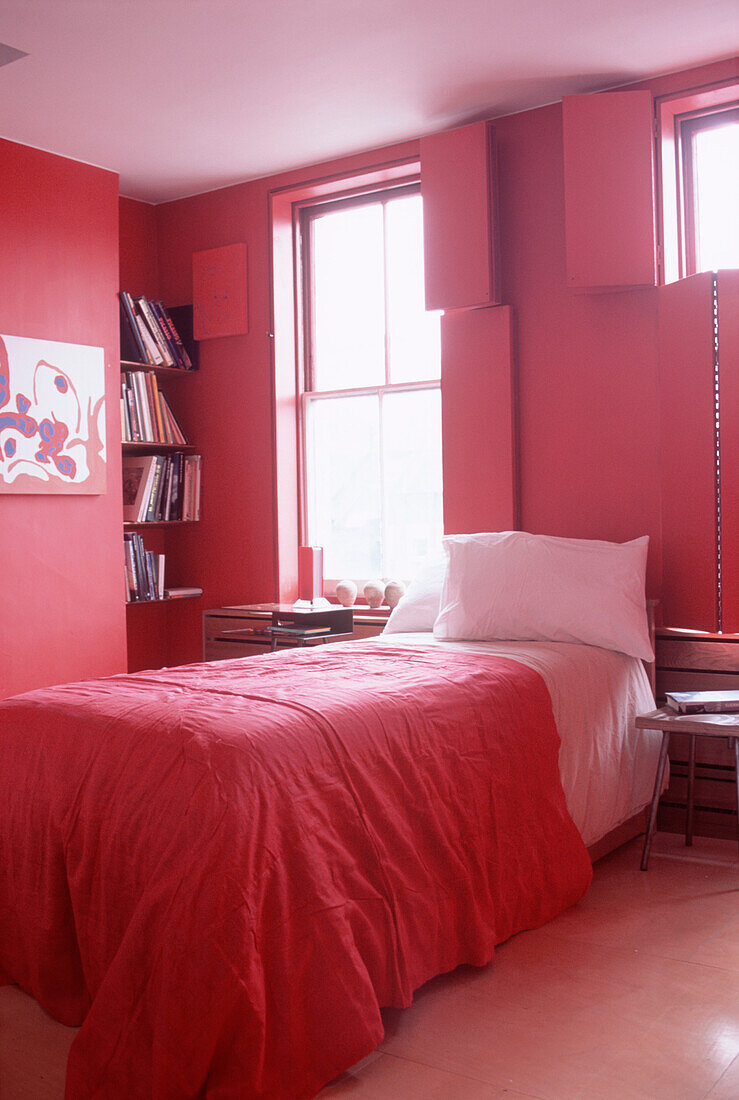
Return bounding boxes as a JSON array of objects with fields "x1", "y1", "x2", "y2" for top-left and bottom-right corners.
[{"x1": 0, "y1": 336, "x2": 79, "y2": 481}]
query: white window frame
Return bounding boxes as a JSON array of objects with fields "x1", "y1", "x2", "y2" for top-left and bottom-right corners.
[{"x1": 297, "y1": 183, "x2": 441, "y2": 586}]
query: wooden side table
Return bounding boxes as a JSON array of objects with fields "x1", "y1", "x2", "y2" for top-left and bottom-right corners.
[{"x1": 637, "y1": 708, "x2": 739, "y2": 869}]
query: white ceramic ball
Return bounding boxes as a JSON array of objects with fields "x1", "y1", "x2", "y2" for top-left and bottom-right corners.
[
  {"x1": 384, "y1": 580, "x2": 406, "y2": 609},
  {"x1": 363, "y1": 580, "x2": 384, "y2": 608},
  {"x1": 335, "y1": 579, "x2": 358, "y2": 607}
]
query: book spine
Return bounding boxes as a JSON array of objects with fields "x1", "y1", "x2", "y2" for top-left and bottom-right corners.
[
  {"x1": 149, "y1": 374, "x2": 167, "y2": 443},
  {"x1": 138, "y1": 297, "x2": 174, "y2": 366},
  {"x1": 131, "y1": 372, "x2": 153, "y2": 441},
  {"x1": 159, "y1": 456, "x2": 173, "y2": 522},
  {"x1": 131, "y1": 533, "x2": 147, "y2": 600},
  {"x1": 156, "y1": 553, "x2": 166, "y2": 600},
  {"x1": 139, "y1": 458, "x2": 159, "y2": 522},
  {"x1": 123, "y1": 374, "x2": 141, "y2": 442},
  {"x1": 158, "y1": 395, "x2": 174, "y2": 444},
  {"x1": 120, "y1": 384, "x2": 129, "y2": 442},
  {"x1": 176, "y1": 452, "x2": 185, "y2": 520},
  {"x1": 131, "y1": 298, "x2": 163, "y2": 365},
  {"x1": 159, "y1": 393, "x2": 187, "y2": 445},
  {"x1": 193, "y1": 455, "x2": 201, "y2": 520},
  {"x1": 144, "y1": 550, "x2": 157, "y2": 600},
  {"x1": 123, "y1": 535, "x2": 137, "y2": 601},
  {"x1": 142, "y1": 372, "x2": 160, "y2": 443},
  {"x1": 150, "y1": 301, "x2": 183, "y2": 368},
  {"x1": 167, "y1": 452, "x2": 181, "y2": 521},
  {"x1": 126, "y1": 292, "x2": 157, "y2": 364},
  {"x1": 143, "y1": 457, "x2": 163, "y2": 522},
  {"x1": 157, "y1": 302, "x2": 193, "y2": 369},
  {"x1": 119, "y1": 293, "x2": 149, "y2": 363}
]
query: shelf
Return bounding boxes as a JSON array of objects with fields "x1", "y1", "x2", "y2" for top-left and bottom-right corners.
[
  {"x1": 126, "y1": 594, "x2": 202, "y2": 606},
  {"x1": 121, "y1": 360, "x2": 197, "y2": 379},
  {"x1": 122, "y1": 441, "x2": 197, "y2": 454},
  {"x1": 124, "y1": 520, "x2": 199, "y2": 530}
]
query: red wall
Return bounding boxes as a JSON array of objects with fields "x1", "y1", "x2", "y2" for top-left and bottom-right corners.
[
  {"x1": 151, "y1": 126, "x2": 668, "y2": 665},
  {"x1": 142, "y1": 60, "x2": 734, "y2": 664},
  {"x1": 493, "y1": 101, "x2": 662, "y2": 586},
  {"x1": 0, "y1": 139, "x2": 126, "y2": 698},
  {"x1": 152, "y1": 145, "x2": 420, "y2": 665}
]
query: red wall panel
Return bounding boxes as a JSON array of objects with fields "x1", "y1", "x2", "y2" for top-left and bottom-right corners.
[
  {"x1": 718, "y1": 269, "x2": 739, "y2": 632},
  {"x1": 119, "y1": 197, "x2": 160, "y2": 300},
  {"x1": 0, "y1": 139, "x2": 126, "y2": 699},
  {"x1": 441, "y1": 307, "x2": 517, "y2": 534},
  {"x1": 493, "y1": 103, "x2": 663, "y2": 594},
  {"x1": 562, "y1": 91, "x2": 657, "y2": 289},
  {"x1": 421, "y1": 122, "x2": 498, "y2": 310},
  {"x1": 658, "y1": 274, "x2": 718, "y2": 630}
]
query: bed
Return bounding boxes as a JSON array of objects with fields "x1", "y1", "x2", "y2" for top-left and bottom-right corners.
[{"x1": 0, "y1": 531, "x2": 660, "y2": 1098}]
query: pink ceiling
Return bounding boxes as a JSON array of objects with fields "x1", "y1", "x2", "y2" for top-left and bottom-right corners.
[{"x1": 0, "y1": 0, "x2": 736, "y2": 203}]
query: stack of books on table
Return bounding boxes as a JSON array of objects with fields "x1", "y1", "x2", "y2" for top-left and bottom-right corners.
[
  {"x1": 122, "y1": 453, "x2": 201, "y2": 523},
  {"x1": 124, "y1": 532, "x2": 165, "y2": 602},
  {"x1": 119, "y1": 292, "x2": 194, "y2": 370},
  {"x1": 121, "y1": 371, "x2": 189, "y2": 444},
  {"x1": 664, "y1": 690, "x2": 739, "y2": 715}
]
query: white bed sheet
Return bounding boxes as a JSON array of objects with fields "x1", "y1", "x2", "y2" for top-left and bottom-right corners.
[{"x1": 371, "y1": 632, "x2": 659, "y2": 848}]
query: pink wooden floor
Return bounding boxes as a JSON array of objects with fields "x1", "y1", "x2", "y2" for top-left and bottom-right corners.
[{"x1": 1, "y1": 833, "x2": 738, "y2": 1099}]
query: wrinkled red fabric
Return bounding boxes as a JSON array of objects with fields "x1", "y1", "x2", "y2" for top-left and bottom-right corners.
[{"x1": 0, "y1": 643, "x2": 592, "y2": 1098}]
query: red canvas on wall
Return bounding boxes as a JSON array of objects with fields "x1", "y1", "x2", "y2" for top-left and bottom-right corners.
[{"x1": 192, "y1": 243, "x2": 248, "y2": 339}]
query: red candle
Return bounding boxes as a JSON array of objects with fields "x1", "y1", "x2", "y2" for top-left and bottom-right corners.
[{"x1": 298, "y1": 546, "x2": 323, "y2": 602}]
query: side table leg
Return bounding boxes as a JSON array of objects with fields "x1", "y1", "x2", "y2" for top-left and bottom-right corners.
[
  {"x1": 642, "y1": 730, "x2": 671, "y2": 871},
  {"x1": 686, "y1": 734, "x2": 696, "y2": 846}
]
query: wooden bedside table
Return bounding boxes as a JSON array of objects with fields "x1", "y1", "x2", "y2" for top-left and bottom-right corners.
[
  {"x1": 637, "y1": 708, "x2": 739, "y2": 870},
  {"x1": 203, "y1": 604, "x2": 388, "y2": 660},
  {"x1": 655, "y1": 630, "x2": 739, "y2": 839}
]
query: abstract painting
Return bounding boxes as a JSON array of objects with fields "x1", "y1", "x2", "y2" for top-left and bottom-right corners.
[{"x1": 0, "y1": 333, "x2": 106, "y2": 494}]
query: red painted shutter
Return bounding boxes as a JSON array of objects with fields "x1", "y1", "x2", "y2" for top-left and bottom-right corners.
[
  {"x1": 421, "y1": 122, "x2": 499, "y2": 311},
  {"x1": 441, "y1": 305, "x2": 517, "y2": 535},
  {"x1": 718, "y1": 269, "x2": 739, "y2": 633},
  {"x1": 563, "y1": 92, "x2": 657, "y2": 290}
]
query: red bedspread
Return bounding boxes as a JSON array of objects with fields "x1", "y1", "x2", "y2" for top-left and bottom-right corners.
[{"x1": 0, "y1": 643, "x2": 592, "y2": 1098}]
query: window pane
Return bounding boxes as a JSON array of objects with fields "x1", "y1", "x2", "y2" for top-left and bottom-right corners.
[
  {"x1": 693, "y1": 121, "x2": 739, "y2": 272},
  {"x1": 311, "y1": 204, "x2": 385, "y2": 390},
  {"x1": 382, "y1": 388, "x2": 443, "y2": 580},
  {"x1": 385, "y1": 195, "x2": 441, "y2": 383},
  {"x1": 305, "y1": 394, "x2": 382, "y2": 579}
]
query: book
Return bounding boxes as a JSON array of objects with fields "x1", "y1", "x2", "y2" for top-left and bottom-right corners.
[
  {"x1": 155, "y1": 554, "x2": 166, "y2": 600},
  {"x1": 159, "y1": 393, "x2": 188, "y2": 445},
  {"x1": 270, "y1": 624, "x2": 333, "y2": 636},
  {"x1": 122, "y1": 454, "x2": 158, "y2": 522},
  {"x1": 156, "y1": 302, "x2": 193, "y2": 369},
  {"x1": 131, "y1": 298, "x2": 163, "y2": 365},
  {"x1": 123, "y1": 536, "x2": 138, "y2": 600},
  {"x1": 164, "y1": 586, "x2": 203, "y2": 599},
  {"x1": 137, "y1": 297, "x2": 174, "y2": 366},
  {"x1": 145, "y1": 456, "x2": 165, "y2": 522},
  {"x1": 664, "y1": 690, "x2": 739, "y2": 715},
  {"x1": 119, "y1": 294, "x2": 149, "y2": 363},
  {"x1": 150, "y1": 301, "x2": 184, "y2": 369},
  {"x1": 131, "y1": 371, "x2": 154, "y2": 440},
  {"x1": 123, "y1": 374, "x2": 141, "y2": 441}
]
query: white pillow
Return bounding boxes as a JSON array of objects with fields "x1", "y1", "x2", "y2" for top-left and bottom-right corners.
[
  {"x1": 433, "y1": 531, "x2": 653, "y2": 661},
  {"x1": 383, "y1": 556, "x2": 447, "y2": 634}
]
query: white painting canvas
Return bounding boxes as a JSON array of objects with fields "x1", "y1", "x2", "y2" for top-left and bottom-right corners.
[{"x1": 0, "y1": 333, "x2": 106, "y2": 494}]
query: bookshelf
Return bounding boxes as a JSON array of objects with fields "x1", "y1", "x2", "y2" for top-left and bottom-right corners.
[{"x1": 119, "y1": 295, "x2": 201, "y2": 606}]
